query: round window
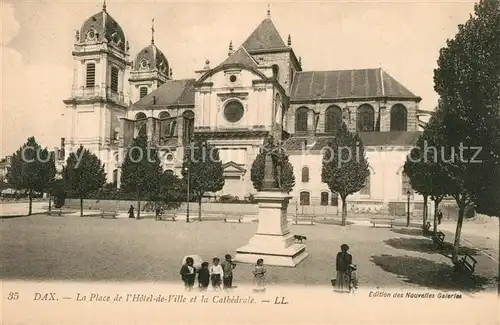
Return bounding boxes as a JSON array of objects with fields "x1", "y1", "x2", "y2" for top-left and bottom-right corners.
[
  {"x1": 166, "y1": 154, "x2": 174, "y2": 162},
  {"x1": 224, "y1": 101, "x2": 244, "y2": 123},
  {"x1": 140, "y1": 59, "x2": 149, "y2": 70},
  {"x1": 86, "y1": 29, "x2": 97, "y2": 41},
  {"x1": 229, "y1": 75, "x2": 237, "y2": 83}
]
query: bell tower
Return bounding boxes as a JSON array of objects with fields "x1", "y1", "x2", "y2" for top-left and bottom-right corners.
[{"x1": 63, "y1": 2, "x2": 131, "y2": 181}]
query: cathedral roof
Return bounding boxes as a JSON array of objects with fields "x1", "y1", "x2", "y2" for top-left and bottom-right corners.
[
  {"x1": 218, "y1": 47, "x2": 259, "y2": 70},
  {"x1": 242, "y1": 18, "x2": 287, "y2": 52},
  {"x1": 133, "y1": 79, "x2": 195, "y2": 108},
  {"x1": 290, "y1": 68, "x2": 420, "y2": 102},
  {"x1": 134, "y1": 44, "x2": 169, "y2": 75},
  {"x1": 282, "y1": 131, "x2": 423, "y2": 151},
  {"x1": 80, "y1": 7, "x2": 126, "y2": 51}
]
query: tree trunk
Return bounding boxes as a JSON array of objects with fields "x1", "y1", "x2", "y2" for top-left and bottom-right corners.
[
  {"x1": 433, "y1": 200, "x2": 439, "y2": 237},
  {"x1": 80, "y1": 197, "x2": 83, "y2": 217},
  {"x1": 198, "y1": 196, "x2": 202, "y2": 221},
  {"x1": 48, "y1": 194, "x2": 52, "y2": 212},
  {"x1": 28, "y1": 191, "x2": 33, "y2": 216},
  {"x1": 452, "y1": 203, "x2": 466, "y2": 263},
  {"x1": 341, "y1": 196, "x2": 347, "y2": 226},
  {"x1": 137, "y1": 198, "x2": 141, "y2": 220},
  {"x1": 422, "y1": 195, "x2": 428, "y2": 235}
]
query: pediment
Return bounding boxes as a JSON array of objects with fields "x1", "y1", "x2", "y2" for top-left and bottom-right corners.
[{"x1": 222, "y1": 161, "x2": 246, "y2": 174}]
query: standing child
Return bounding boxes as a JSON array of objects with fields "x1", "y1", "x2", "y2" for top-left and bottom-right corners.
[
  {"x1": 252, "y1": 259, "x2": 266, "y2": 292},
  {"x1": 198, "y1": 262, "x2": 210, "y2": 291},
  {"x1": 179, "y1": 257, "x2": 196, "y2": 291},
  {"x1": 221, "y1": 254, "x2": 236, "y2": 290},
  {"x1": 210, "y1": 257, "x2": 224, "y2": 291}
]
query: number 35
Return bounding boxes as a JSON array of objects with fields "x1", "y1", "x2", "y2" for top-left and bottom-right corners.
[{"x1": 7, "y1": 292, "x2": 19, "y2": 300}]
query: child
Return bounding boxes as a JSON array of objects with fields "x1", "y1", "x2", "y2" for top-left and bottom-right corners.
[
  {"x1": 179, "y1": 257, "x2": 196, "y2": 291},
  {"x1": 198, "y1": 262, "x2": 210, "y2": 291},
  {"x1": 210, "y1": 257, "x2": 224, "y2": 291},
  {"x1": 252, "y1": 259, "x2": 266, "y2": 292},
  {"x1": 221, "y1": 254, "x2": 236, "y2": 290}
]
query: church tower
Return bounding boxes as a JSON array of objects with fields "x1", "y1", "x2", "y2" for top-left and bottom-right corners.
[
  {"x1": 129, "y1": 19, "x2": 171, "y2": 104},
  {"x1": 63, "y1": 2, "x2": 131, "y2": 182}
]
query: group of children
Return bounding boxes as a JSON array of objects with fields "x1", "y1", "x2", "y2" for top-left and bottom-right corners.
[{"x1": 180, "y1": 255, "x2": 267, "y2": 292}]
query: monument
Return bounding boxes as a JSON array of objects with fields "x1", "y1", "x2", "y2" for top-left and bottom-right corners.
[{"x1": 233, "y1": 148, "x2": 309, "y2": 267}]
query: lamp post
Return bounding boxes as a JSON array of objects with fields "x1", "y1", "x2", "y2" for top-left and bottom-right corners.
[
  {"x1": 406, "y1": 190, "x2": 411, "y2": 227},
  {"x1": 186, "y1": 160, "x2": 190, "y2": 223}
]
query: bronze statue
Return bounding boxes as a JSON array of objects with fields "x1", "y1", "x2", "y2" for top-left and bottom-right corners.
[{"x1": 261, "y1": 137, "x2": 283, "y2": 191}]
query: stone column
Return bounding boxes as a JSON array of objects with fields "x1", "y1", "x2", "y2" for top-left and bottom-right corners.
[{"x1": 307, "y1": 109, "x2": 315, "y2": 135}]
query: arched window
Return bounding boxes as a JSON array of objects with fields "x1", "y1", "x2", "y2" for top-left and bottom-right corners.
[
  {"x1": 357, "y1": 104, "x2": 375, "y2": 132},
  {"x1": 158, "y1": 111, "x2": 170, "y2": 120},
  {"x1": 301, "y1": 167, "x2": 309, "y2": 183},
  {"x1": 390, "y1": 104, "x2": 407, "y2": 131},
  {"x1": 360, "y1": 171, "x2": 371, "y2": 195},
  {"x1": 320, "y1": 192, "x2": 329, "y2": 206},
  {"x1": 134, "y1": 112, "x2": 147, "y2": 137},
  {"x1": 272, "y1": 64, "x2": 279, "y2": 81},
  {"x1": 325, "y1": 105, "x2": 342, "y2": 133},
  {"x1": 110, "y1": 66, "x2": 119, "y2": 92},
  {"x1": 299, "y1": 191, "x2": 310, "y2": 206},
  {"x1": 295, "y1": 107, "x2": 309, "y2": 133},
  {"x1": 112, "y1": 169, "x2": 118, "y2": 186},
  {"x1": 165, "y1": 170, "x2": 174, "y2": 176},
  {"x1": 402, "y1": 172, "x2": 413, "y2": 195},
  {"x1": 86, "y1": 63, "x2": 96, "y2": 88},
  {"x1": 274, "y1": 94, "x2": 281, "y2": 124}
]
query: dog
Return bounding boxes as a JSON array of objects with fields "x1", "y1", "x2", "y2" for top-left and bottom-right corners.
[{"x1": 294, "y1": 235, "x2": 307, "y2": 243}]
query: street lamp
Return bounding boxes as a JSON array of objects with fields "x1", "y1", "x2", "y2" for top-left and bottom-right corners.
[
  {"x1": 406, "y1": 190, "x2": 411, "y2": 227},
  {"x1": 186, "y1": 160, "x2": 190, "y2": 223}
]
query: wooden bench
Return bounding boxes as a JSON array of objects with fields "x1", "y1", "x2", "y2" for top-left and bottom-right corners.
[
  {"x1": 46, "y1": 209, "x2": 63, "y2": 216},
  {"x1": 100, "y1": 210, "x2": 118, "y2": 219},
  {"x1": 224, "y1": 215, "x2": 243, "y2": 223},
  {"x1": 156, "y1": 212, "x2": 177, "y2": 221},
  {"x1": 433, "y1": 231, "x2": 445, "y2": 249},
  {"x1": 370, "y1": 218, "x2": 395, "y2": 228},
  {"x1": 454, "y1": 254, "x2": 477, "y2": 276},
  {"x1": 293, "y1": 216, "x2": 315, "y2": 225}
]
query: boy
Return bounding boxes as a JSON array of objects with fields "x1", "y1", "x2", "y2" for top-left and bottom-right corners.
[
  {"x1": 210, "y1": 257, "x2": 224, "y2": 291},
  {"x1": 221, "y1": 254, "x2": 236, "y2": 290},
  {"x1": 180, "y1": 257, "x2": 196, "y2": 291},
  {"x1": 198, "y1": 262, "x2": 210, "y2": 291}
]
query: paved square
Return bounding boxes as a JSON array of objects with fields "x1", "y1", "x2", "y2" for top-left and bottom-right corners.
[{"x1": 1, "y1": 213, "x2": 498, "y2": 293}]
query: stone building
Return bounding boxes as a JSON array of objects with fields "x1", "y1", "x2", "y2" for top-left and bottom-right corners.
[{"x1": 62, "y1": 4, "x2": 430, "y2": 213}]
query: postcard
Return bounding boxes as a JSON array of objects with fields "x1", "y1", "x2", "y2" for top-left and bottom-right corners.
[{"x1": 1, "y1": 0, "x2": 499, "y2": 324}]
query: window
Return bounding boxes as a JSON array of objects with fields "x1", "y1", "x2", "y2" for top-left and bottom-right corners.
[
  {"x1": 325, "y1": 105, "x2": 342, "y2": 133},
  {"x1": 140, "y1": 87, "x2": 148, "y2": 99},
  {"x1": 134, "y1": 112, "x2": 147, "y2": 138},
  {"x1": 299, "y1": 192, "x2": 310, "y2": 206},
  {"x1": 301, "y1": 167, "x2": 309, "y2": 183},
  {"x1": 357, "y1": 104, "x2": 375, "y2": 132},
  {"x1": 112, "y1": 170, "x2": 118, "y2": 186},
  {"x1": 165, "y1": 170, "x2": 174, "y2": 176},
  {"x1": 224, "y1": 101, "x2": 244, "y2": 123},
  {"x1": 229, "y1": 75, "x2": 237, "y2": 83},
  {"x1": 135, "y1": 112, "x2": 147, "y2": 120},
  {"x1": 158, "y1": 111, "x2": 170, "y2": 120},
  {"x1": 331, "y1": 192, "x2": 339, "y2": 206},
  {"x1": 360, "y1": 171, "x2": 371, "y2": 195},
  {"x1": 320, "y1": 192, "x2": 329, "y2": 206},
  {"x1": 110, "y1": 66, "x2": 119, "y2": 92},
  {"x1": 402, "y1": 172, "x2": 413, "y2": 195},
  {"x1": 390, "y1": 104, "x2": 407, "y2": 131},
  {"x1": 86, "y1": 63, "x2": 95, "y2": 88},
  {"x1": 183, "y1": 111, "x2": 195, "y2": 143},
  {"x1": 295, "y1": 107, "x2": 308, "y2": 133}
]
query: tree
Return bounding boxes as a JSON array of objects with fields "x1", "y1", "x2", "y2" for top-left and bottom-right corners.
[
  {"x1": 433, "y1": 0, "x2": 500, "y2": 262},
  {"x1": 182, "y1": 137, "x2": 225, "y2": 221},
  {"x1": 64, "y1": 145, "x2": 106, "y2": 217},
  {"x1": 51, "y1": 178, "x2": 66, "y2": 209},
  {"x1": 404, "y1": 108, "x2": 451, "y2": 236},
  {"x1": 322, "y1": 123, "x2": 370, "y2": 226},
  {"x1": 250, "y1": 136, "x2": 296, "y2": 193},
  {"x1": 120, "y1": 136, "x2": 163, "y2": 219},
  {"x1": 152, "y1": 171, "x2": 186, "y2": 210},
  {"x1": 6, "y1": 137, "x2": 56, "y2": 215}
]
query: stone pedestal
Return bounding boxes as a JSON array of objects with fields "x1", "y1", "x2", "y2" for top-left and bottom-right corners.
[{"x1": 234, "y1": 190, "x2": 309, "y2": 267}]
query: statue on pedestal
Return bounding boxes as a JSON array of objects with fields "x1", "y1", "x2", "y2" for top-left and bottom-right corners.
[{"x1": 261, "y1": 137, "x2": 283, "y2": 191}]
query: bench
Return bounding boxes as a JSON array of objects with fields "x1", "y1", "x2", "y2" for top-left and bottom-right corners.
[
  {"x1": 46, "y1": 209, "x2": 63, "y2": 216},
  {"x1": 100, "y1": 210, "x2": 118, "y2": 219},
  {"x1": 454, "y1": 254, "x2": 477, "y2": 276},
  {"x1": 156, "y1": 212, "x2": 177, "y2": 221},
  {"x1": 293, "y1": 216, "x2": 315, "y2": 225},
  {"x1": 370, "y1": 218, "x2": 395, "y2": 228},
  {"x1": 433, "y1": 231, "x2": 445, "y2": 249},
  {"x1": 224, "y1": 215, "x2": 243, "y2": 223}
]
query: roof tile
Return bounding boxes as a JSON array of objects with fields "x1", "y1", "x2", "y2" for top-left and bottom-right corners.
[
  {"x1": 242, "y1": 18, "x2": 286, "y2": 52},
  {"x1": 132, "y1": 79, "x2": 195, "y2": 108}
]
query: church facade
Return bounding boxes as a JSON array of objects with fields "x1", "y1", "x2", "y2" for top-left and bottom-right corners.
[{"x1": 63, "y1": 4, "x2": 429, "y2": 213}]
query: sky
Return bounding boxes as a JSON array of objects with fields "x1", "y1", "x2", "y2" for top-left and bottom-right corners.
[{"x1": 1, "y1": 0, "x2": 476, "y2": 158}]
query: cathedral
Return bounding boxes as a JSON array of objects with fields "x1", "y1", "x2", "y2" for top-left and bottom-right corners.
[{"x1": 62, "y1": 3, "x2": 430, "y2": 213}]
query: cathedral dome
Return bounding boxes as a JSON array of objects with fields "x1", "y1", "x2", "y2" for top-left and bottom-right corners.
[
  {"x1": 79, "y1": 6, "x2": 126, "y2": 51},
  {"x1": 134, "y1": 44, "x2": 169, "y2": 75}
]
